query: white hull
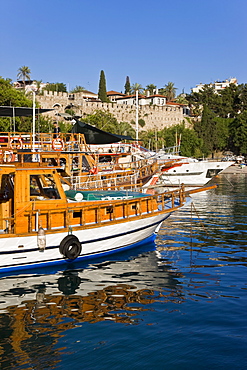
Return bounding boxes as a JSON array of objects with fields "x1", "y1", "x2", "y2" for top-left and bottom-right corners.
[
  {"x1": 0, "y1": 213, "x2": 169, "y2": 274},
  {"x1": 158, "y1": 160, "x2": 234, "y2": 186}
]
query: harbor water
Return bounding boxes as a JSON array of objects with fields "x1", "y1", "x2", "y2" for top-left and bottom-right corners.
[{"x1": 0, "y1": 173, "x2": 246, "y2": 369}]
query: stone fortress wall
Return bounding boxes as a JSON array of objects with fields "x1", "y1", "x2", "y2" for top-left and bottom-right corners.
[{"x1": 36, "y1": 91, "x2": 189, "y2": 131}]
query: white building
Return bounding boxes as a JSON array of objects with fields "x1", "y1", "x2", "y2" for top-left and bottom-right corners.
[
  {"x1": 192, "y1": 78, "x2": 238, "y2": 93},
  {"x1": 112, "y1": 93, "x2": 167, "y2": 106}
]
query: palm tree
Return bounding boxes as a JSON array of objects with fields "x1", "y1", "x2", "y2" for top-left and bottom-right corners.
[
  {"x1": 131, "y1": 83, "x2": 144, "y2": 94},
  {"x1": 117, "y1": 121, "x2": 135, "y2": 138},
  {"x1": 160, "y1": 82, "x2": 177, "y2": 102},
  {"x1": 71, "y1": 85, "x2": 86, "y2": 93},
  {"x1": 35, "y1": 80, "x2": 43, "y2": 94},
  {"x1": 139, "y1": 129, "x2": 156, "y2": 150},
  {"x1": 145, "y1": 84, "x2": 157, "y2": 95},
  {"x1": 17, "y1": 66, "x2": 31, "y2": 88}
]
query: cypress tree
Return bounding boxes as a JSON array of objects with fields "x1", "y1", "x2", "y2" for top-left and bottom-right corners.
[
  {"x1": 124, "y1": 76, "x2": 131, "y2": 95},
  {"x1": 98, "y1": 70, "x2": 108, "y2": 102}
]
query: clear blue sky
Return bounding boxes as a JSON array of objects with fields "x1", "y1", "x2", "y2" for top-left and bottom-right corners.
[{"x1": 1, "y1": 0, "x2": 246, "y2": 95}]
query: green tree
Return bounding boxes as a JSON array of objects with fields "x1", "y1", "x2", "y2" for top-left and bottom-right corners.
[
  {"x1": 117, "y1": 121, "x2": 135, "y2": 138},
  {"x1": 34, "y1": 80, "x2": 44, "y2": 95},
  {"x1": 0, "y1": 77, "x2": 54, "y2": 132},
  {"x1": 138, "y1": 119, "x2": 145, "y2": 128},
  {"x1": 124, "y1": 76, "x2": 131, "y2": 95},
  {"x1": 158, "y1": 124, "x2": 203, "y2": 157},
  {"x1": 70, "y1": 85, "x2": 86, "y2": 93},
  {"x1": 187, "y1": 85, "x2": 220, "y2": 117},
  {"x1": 175, "y1": 94, "x2": 188, "y2": 105},
  {"x1": 159, "y1": 82, "x2": 177, "y2": 101},
  {"x1": 131, "y1": 83, "x2": 144, "y2": 94},
  {"x1": 98, "y1": 70, "x2": 108, "y2": 102},
  {"x1": 229, "y1": 110, "x2": 247, "y2": 155},
  {"x1": 84, "y1": 110, "x2": 135, "y2": 138},
  {"x1": 145, "y1": 84, "x2": 157, "y2": 95},
  {"x1": 85, "y1": 110, "x2": 117, "y2": 131},
  {"x1": 17, "y1": 66, "x2": 31, "y2": 87},
  {"x1": 139, "y1": 129, "x2": 156, "y2": 150},
  {"x1": 0, "y1": 77, "x2": 31, "y2": 107},
  {"x1": 217, "y1": 83, "x2": 242, "y2": 118},
  {"x1": 45, "y1": 83, "x2": 67, "y2": 93},
  {"x1": 194, "y1": 105, "x2": 226, "y2": 157},
  {"x1": 239, "y1": 84, "x2": 247, "y2": 112}
]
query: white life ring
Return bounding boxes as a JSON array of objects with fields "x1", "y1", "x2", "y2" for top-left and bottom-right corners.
[
  {"x1": 52, "y1": 138, "x2": 64, "y2": 151},
  {"x1": 10, "y1": 137, "x2": 23, "y2": 150}
]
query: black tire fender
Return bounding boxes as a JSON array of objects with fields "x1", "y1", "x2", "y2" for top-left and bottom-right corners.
[{"x1": 59, "y1": 235, "x2": 82, "y2": 260}]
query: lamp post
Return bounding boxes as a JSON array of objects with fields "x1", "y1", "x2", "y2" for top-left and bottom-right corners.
[
  {"x1": 135, "y1": 89, "x2": 138, "y2": 143},
  {"x1": 32, "y1": 90, "x2": 36, "y2": 152}
]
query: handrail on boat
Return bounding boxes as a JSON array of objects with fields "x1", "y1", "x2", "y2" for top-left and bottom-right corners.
[
  {"x1": 0, "y1": 187, "x2": 186, "y2": 235},
  {"x1": 0, "y1": 132, "x2": 90, "y2": 152}
]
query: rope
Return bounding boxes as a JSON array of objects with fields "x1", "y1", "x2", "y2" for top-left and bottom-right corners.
[
  {"x1": 222, "y1": 174, "x2": 234, "y2": 187},
  {"x1": 190, "y1": 201, "x2": 209, "y2": 238}
]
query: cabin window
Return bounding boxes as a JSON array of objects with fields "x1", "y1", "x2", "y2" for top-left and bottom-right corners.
[
  {"x1": 0, "y1": 174, "x2": 14, "y2": 200},
  {"x1": 30, "y1": 174, "x2": 61, "y2": 200},
  {"x1": 106, "y1": 206, "x2": 113, "y2": 214},
  {"x1": 206, "y1": 169, "x2": 221, "y2": 178},
  {"x1": 73, "y1": 210, "x2": 82, "y2": 218}
]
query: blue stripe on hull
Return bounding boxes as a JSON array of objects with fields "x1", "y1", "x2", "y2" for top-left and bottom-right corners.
[{"x1": 0, "y1": 234, "x2": 157, "y2": 276}]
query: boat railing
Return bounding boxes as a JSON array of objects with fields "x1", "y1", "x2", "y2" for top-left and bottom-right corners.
[
  {"x1": 0, "y1": 132, "x2": 90, "y2": 152},
  {"x1": 96, "y1": 156, "x2": 158, "y2": 172},
  {"x1": 65, "y1": 160, "x2": 159, "y2": 191},
  {"x1": 64, "y1": 171, "x2": 140, "y2": 191},
  {"x1": 87, "y1": 143, "x2": 149, "y2": 155},
  {"x1": 0, "y1": 187, "x2": 186, "y2": 235}
]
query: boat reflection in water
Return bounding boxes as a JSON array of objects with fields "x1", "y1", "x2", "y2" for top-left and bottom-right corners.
[{"x1": 0, "y1": 245, "x2": 185, "y2": 369}]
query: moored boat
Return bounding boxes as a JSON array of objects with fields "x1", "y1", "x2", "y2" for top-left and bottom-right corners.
[
  {"x1": 0, "y1": 162, "x2": 212, "y2": 274},
  {"x1": 155, "y1": 151, "x2": 234, "y2": 186},
  {"x1": 0, "y1": 131, "x2": 159, "y2": 191}
]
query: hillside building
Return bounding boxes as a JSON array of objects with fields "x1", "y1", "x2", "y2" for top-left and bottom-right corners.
[{"x1": 192, "y1": 78, "x2": 238, "y2": 93}]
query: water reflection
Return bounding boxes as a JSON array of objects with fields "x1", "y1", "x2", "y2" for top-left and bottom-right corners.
[
  {"x1": 0, "y1": 173, "x2": 246, "y2": 369},
  {"x1": 0, "y1": 249, "x2": 186, "y2": 369},
  {"x1": 158, "y1": 174, "x2": 247, "y2": 266}
]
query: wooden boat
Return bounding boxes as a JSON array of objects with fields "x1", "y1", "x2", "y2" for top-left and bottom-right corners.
[
  {"x1": 0, "y1": 132, "x2": 159, "y2": 191},
  {"x1": 0, "y1": 161, "x2": 212, "y2": 274}
]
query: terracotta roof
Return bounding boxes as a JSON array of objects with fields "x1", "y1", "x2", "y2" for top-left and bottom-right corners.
[
  {"x1": 115, "y1": 94, "x2": 146, "y2": 100},
  {"x1": 166, "y1": 101, "x2": 181, "y2": 106},
  {"x1": 107, "y1": 90, "x2": 125, "y2": 96}
]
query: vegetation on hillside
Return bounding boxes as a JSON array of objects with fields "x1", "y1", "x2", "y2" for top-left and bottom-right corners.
[
  {"x1": 45, "y1": 83, "x2": 67, "y2": 93},
  {"x1": 1, "y1": 68, "x2": 247, "y2": 157},
  {"x1": 0, "y1": 77, "x2": 54, "y2": 132},
  {"x1": 84, "y1": 110, "x2": 135, "y2": 138},
  {"x1": 187, "y1": 83, "x2": 247, "y2": 156}
]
